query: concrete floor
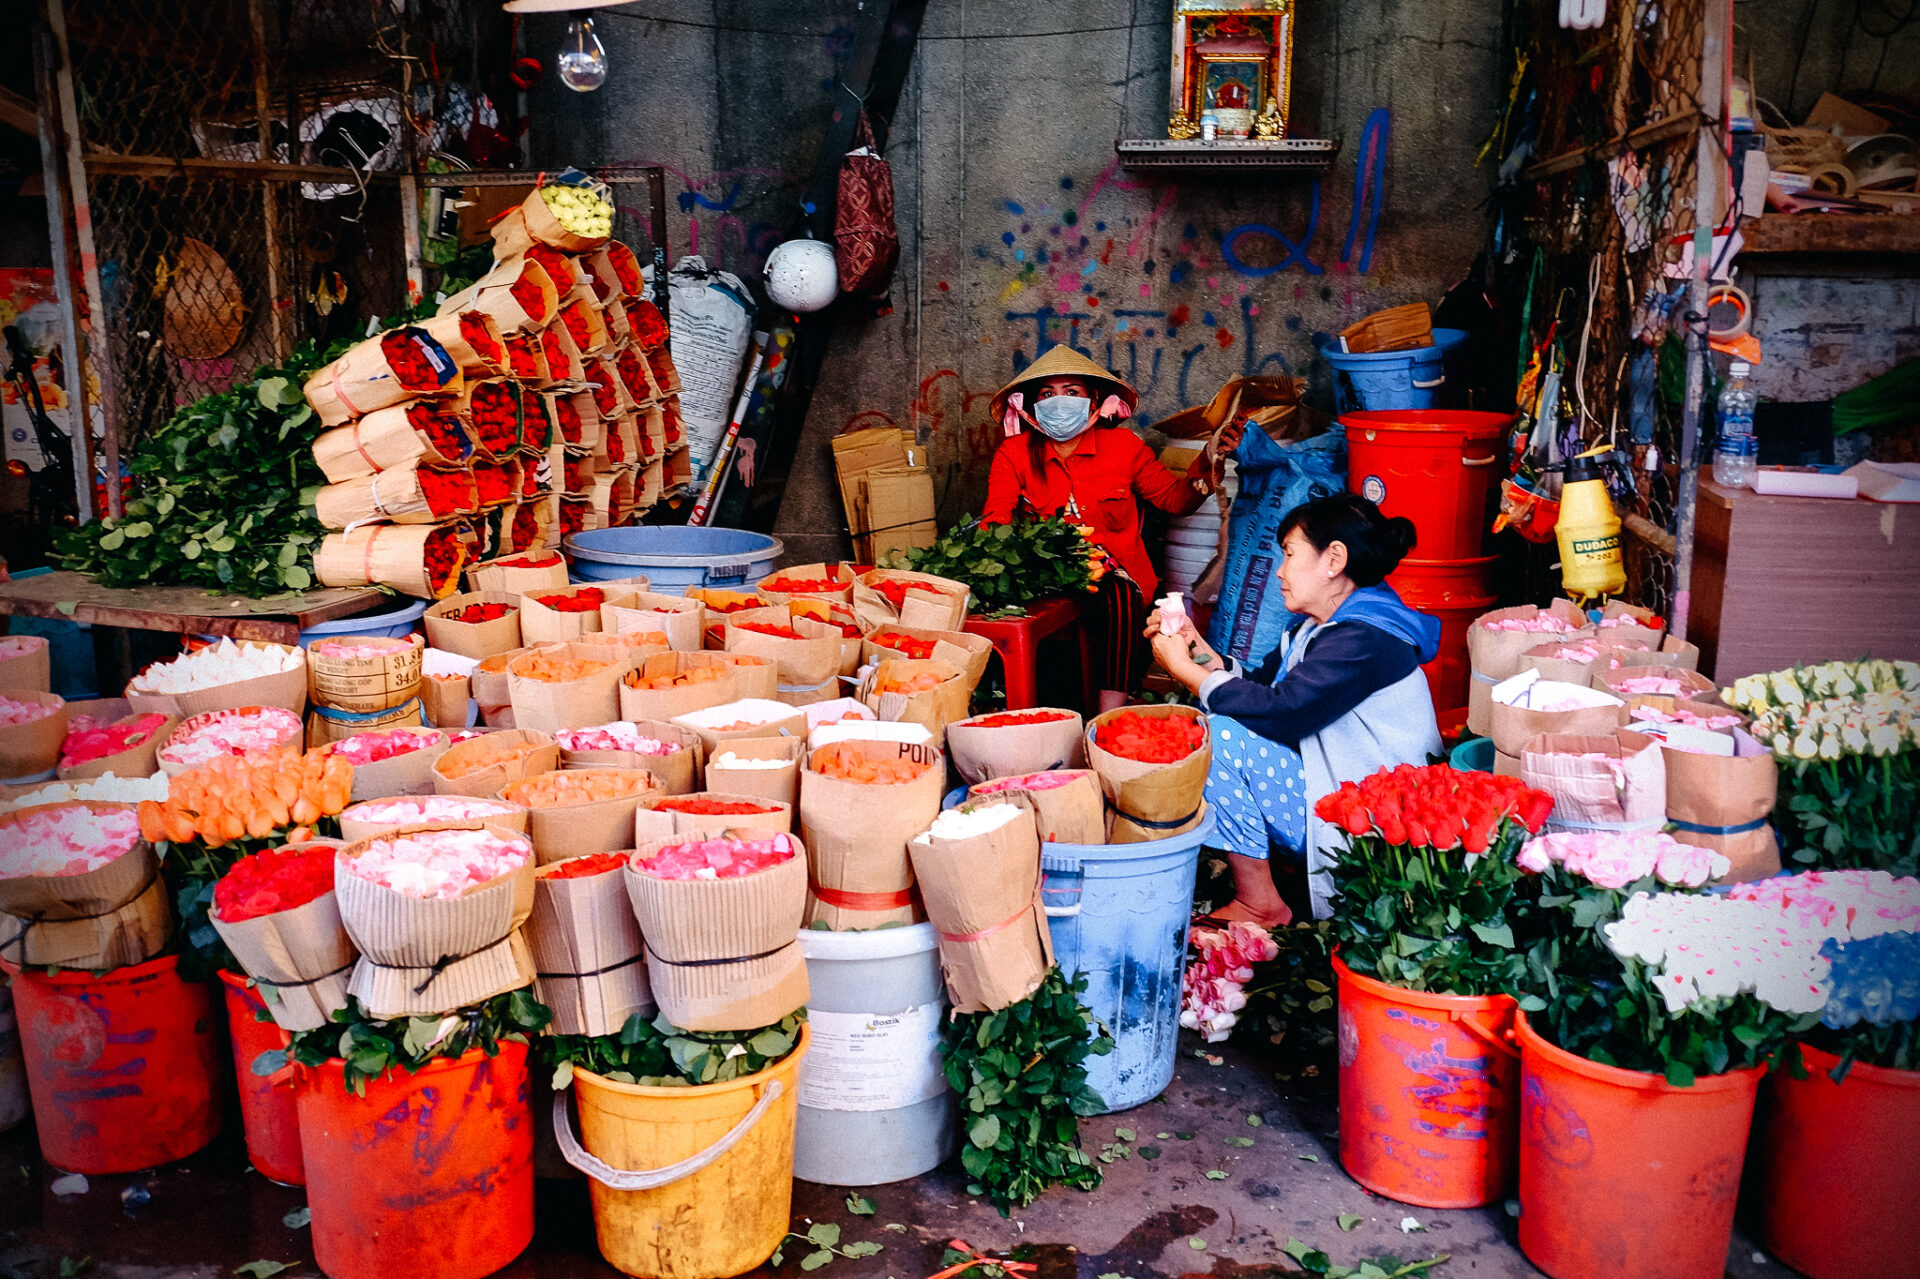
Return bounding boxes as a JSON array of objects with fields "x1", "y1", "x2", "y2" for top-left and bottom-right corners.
[{"x1": 0, "y1": 1036, "x2": 1793, "y2": 1279}]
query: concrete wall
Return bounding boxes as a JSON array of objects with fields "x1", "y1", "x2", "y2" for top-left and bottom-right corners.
[{"x1": 530, "y1": 0, "x2": 1503, "y2": 560}]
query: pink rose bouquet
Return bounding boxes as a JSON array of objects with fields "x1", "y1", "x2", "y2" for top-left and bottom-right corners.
[{"x1": 1179, "y1": 921, "x2": 1279, "y2": 1042}]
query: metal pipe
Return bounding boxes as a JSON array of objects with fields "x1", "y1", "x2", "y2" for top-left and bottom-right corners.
[{"x1": 32, "y1": 24, "x2": 93, "y2": 522}]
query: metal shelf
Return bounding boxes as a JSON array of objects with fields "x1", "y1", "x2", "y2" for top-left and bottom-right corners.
[{"x1": 1114, "y1": 137, "x2": 1339, "y2": 177}]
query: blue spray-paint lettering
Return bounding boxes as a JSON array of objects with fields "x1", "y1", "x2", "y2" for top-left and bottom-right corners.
[{"x1": 1342, "y1": 109, "x2": 1390, "y2": 274}]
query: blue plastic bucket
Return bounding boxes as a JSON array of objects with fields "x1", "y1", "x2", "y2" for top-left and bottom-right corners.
[
  {"x1": 1043, "y1": 811, "x2": 1215, "y2": 1113},
  {"x1": 1316, "y1": 328, "x2": 1468, "y2": 415},
  {"x1": 298, "y1": 598, "x2": 427, "y2": 644},
  {"x1": 565, "y1": 527, "x2": 783, "y2": 592},
  {"x1": 1450, "y1": 736, "x2": 1494, "y2": 773}
]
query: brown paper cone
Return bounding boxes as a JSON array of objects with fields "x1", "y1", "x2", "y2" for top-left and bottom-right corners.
[
  {"x1": 312, "y1": 401, "x2": 475, "y2": 484},
  {"x1": 492, "y1": 184, "x2": 612, "y2": 255},
  {"x1": 706, "y1": 653, "x2": 778, "y2": 701},
  {"x1": 336, "y1": 832, "x2": 537, "y2": 1018},
  {"x1": 506, "y1": 768, "x2": 659, "y2": 865},
  {"x1": 58, "y1": 711, "x2": 179, "y2": 781},
  {"x1": 431, "y1": 729, "x2": 559, "y2": 797},
  {"x1": 947, "y1": 709, "x2": 1086, "y2": 784},
  {"x1": 466, "y1": 552, "x2": 569, "y2": 596},
  {"x1": 798, "y1": 739, "x2": 942, "y2": 929},
  {"x1": 1466, "y1": 602, "x2": 1591, "y2": 735},
  {"x1": 123, "y1": 642, "x2": 309, "y2": 720},
  {"x1": 671, "y1": 700, "x2": 808, "y2": 756},
  {"x1": 1519, "y1": 731, "x2": 1667, "y2": 833},
  {"x1": 586, "y1": 355, "x2": 638, "y2": 418},
  {"x1": 0, "y1": 638, "x2": 50, "y2": 693},
  {"x1": 860, "y1": 659, "x2": 972, "y2": 738},
  {"x1": 559, "y1": 719, "x2": 704, "y2": 795},
  {"x1": 1595, "y1": 602, "x2": 1668, "y2": 647},
  {"x1": 703, "y1": 736, "x2": 805, "y2": 808},
  {"x1": 507, "y1": 644, "x2": 635, "y2": 734},
  {"x1": 0, "y1": 803, "x2": 171, "y2": 969},
  {"x1": 633, "y1": 792, "x2": 794, "y2": 844},
  {"x1": 0, "y1": 693, "x2": 69, "y2": 777},
  {"x1": 623, "y1": 830, "x2": 809, "y2": 1031},
  {"x1": 556, "y1": 291, "x2": 611, "y2": 358},
  {"x1": 1594, "y1": 635, "x2": 1701, "y2": 674},
  {"x1": 306, "y1": 634, "x2": 425, "y2": 714},
  {"x1": 755, "y1": 563, "x2": 856, "y2": 607},
  {"x1": 333, "y1": 729, "x2": 450, "y2": 803},
  {"x1": 1630, "y1": 727, "x2": 1782, "y2": 884},
  {"x1": 853, "y1": 570, "x2": 971, "y2": 631},
  {"x1": 420, "y1": 675, "x2": 471, "y2": 729},
  {"x1": 581, "y1": 246, "x2": 630, "y2": 305},
  {"x1": 618, "y1": 653, "x2": 742, "y2": 724},
  {"x1": 861, "y1": 626, "x2": 995, "y2": 692},
  {"x1": 438, "y1": 257, "x2": 560, "y2": 335},
  {"x1": 969, "y1": 769, "x2": 1106, "y2": 845},
  {"x1": 337, "y1": 796, "x2": 529, "y2": 843},
  {"x1": 156, "y1": 707, "x2": 300, "y2": 776},
  {"x1": 417, "y1": 309, "x2": 509, "y2": 378},
  {"x1": 528, "y1": 861, "x2": 652, "y2": 1037},
  {"x1": 302, "y1": 327, "x2": 463, "y2": 428},
  {"x1": 211, "y1": 886, "x2": 359, "y2": 1032},
  {"x1": 425, "y1": 592, "x2": 523, "y2": 660},
  {"x1": 1490, "y1": 680, "x2": 1627, "y2": 757},
  {"x1": 521, "y1": 587, "x2": 638, "y2": 645},
  {"x1": 604, "y1": 592, "x2": 705, "y2": 652},
  {"x1": 1085, "y1": 705, "x2": 1213, "y2": 843},
  {"x1": 724, "y1": 618, "x2": 843, "y2": 694},
  {"x1": 472, "y1": 647, "x2": 531, "y2": 717},
  {"x1": 313, "y1": 522, "x2": 468, "y2": 600},
  {"x1": 907, "y1": 801, "x2": 1052, "y2": 1014},
  {"x1": 1622, "y1": 696, "x2": 1748, "y2": 736},
  {"x1": 1592, "y1": 665, "x2": 1718, "y2": 702}
]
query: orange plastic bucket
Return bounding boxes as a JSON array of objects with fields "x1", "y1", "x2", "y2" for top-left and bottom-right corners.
[
  {"x1": 1388, "y1": 557, "x2": 1497, "y2": 715},
  {"x1": 1516, "y1": 1012, "x2": 1762, "y2": 1279},
  {"x1": 1751, "y1": 1044, "x2": 1920, "y2": 1279},
  {"x1": 8, "y1": 953, "x2": 224, "y2": 1173},
  {"x1": 1333, "y1": 955, "x2": 1518, "y2": 1208},
  {"x1": 217, "y1": 970, "x2": 304, "y2": 1186},
  {"x1": 297, "y1": 1041, "x2": 534, "y2": 1279},
  {"x1": 1342, "y1": 410, "x2": 1509, "y2": 560}
]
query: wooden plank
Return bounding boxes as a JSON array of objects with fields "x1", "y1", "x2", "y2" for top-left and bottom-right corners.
[
  {"x1": 0, "y1": 572, "x2": 387, "y2": 645},
  {"x1": 1739, "y1": 212, "x2": 1920, "y2": 257},
  {"x1": 1521, "y1": 111, "x2": 1706, "y2": 182}
]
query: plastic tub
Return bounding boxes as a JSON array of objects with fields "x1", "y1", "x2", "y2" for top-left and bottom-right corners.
[
  {"x1": 792, "y1": 923, "x2": 953, "y2": 1185},
  {"x1": 1516, "y1": 1012, "x2": 1761, "y2": 1279},
  {"x1": 1041, "y1": 811, "x2": 1214, "y2": 1113},
  {"x1": 557, "y1": 1026, "x2": 809, "y2": 1279},
  {"x1": 9, "y1": 954, "x2": 224, "y2": 1172},
  {"x1": 1450, "y1": 736, "x2": 1495, "y2": 773},
  {"x1": 218, "y1": 970, "x2": 304, "y2": 1185},
  {"x1": 566, "y1": 527, "x2": 782, "y2": 592},
  {"x1": 1334, "y1": 955, "x2": 1518, "y2": 1208},
  {"x1": 1317, "y1": 328, "x2": 1468, "y2": 415},
  {"x1": 1342, "y1": 409, "x2": 1509, "y2": 560},
  {"x1": 298, "y1": 1043, "x2": 534, "y2": 1279},
  {"x1": 1389, "y1": 556, "x2": 1498, "y2": 716},
  {"x1": 298, "y1": 597, "x2": 428, "y2": 643}
]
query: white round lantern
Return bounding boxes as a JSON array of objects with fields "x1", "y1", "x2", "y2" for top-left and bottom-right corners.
[{"x1": 764, "y1": 238, "x2": 839, "y2": 313}]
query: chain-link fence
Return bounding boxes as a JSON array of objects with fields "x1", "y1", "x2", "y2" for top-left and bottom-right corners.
[{"x1": 1497, "y1": 0, "x2": 1711, "y2": 616}]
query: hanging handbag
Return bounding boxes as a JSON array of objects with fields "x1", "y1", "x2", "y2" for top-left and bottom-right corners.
[{"x1": 834, "y1": 111, "x2": 900, "y2": 296}]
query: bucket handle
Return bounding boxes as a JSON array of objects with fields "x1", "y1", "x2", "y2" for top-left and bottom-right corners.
[
  {"x1": 705, "y1": 560, "x2": 753, "y2": 585},
  {"x1": 552, "y1": 1079, "x2": 784, "y2": 1191},
  {"x1": 1449, "y1": 1008, "x2": 1520, "y2": 1061},
  {"x1": 1460, "y1": 454, "x2": 1498, "y2": 468},
  {"x1": 1039, "y1": 853, "x2": 1084, "y2": 919},
  {"x1": 1411, "y1": 374, "x2": 1446, "y2": 389}
]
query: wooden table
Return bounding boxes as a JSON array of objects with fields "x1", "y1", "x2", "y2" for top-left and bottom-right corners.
[
  {"x1": 1687, "y1": 481, "x2": 1920, "y2": 681},
  {"x1": 0, "y1": 572, "x2": 387, "y2": 646}
]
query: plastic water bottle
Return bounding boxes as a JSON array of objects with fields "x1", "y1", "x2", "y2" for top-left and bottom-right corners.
[{"x1": 1713, "y1": 361, "x2": 1758, "y2": 488}]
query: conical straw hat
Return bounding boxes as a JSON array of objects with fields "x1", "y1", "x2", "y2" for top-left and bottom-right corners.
[{"x1": 988, "y1": 347, "x2": 1137, "y2": 422}]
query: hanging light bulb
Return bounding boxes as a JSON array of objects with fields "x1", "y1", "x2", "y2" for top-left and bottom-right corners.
[{"x1": 557, "y1": 17, "x2": 608, "y2": 92}]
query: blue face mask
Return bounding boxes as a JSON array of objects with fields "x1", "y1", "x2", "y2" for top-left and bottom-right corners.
[{"x1": 1032, "y1": 395, "x2": 1092, "y2": 441}]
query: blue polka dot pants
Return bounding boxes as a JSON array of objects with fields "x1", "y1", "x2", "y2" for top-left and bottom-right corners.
[{"x1": 1205, "y1": 715, "x2": 1307, "y2": 862}]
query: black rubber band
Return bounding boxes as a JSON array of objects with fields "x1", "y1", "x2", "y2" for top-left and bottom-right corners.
[
  {"x1": 360, "y1": 943, "x2": 499, "y2": 996},
  {"x1": 1, "y1": 870, "x2": 161, "y2": 964},
  {"x1": 537, "y1": 952, "x2": 646, "y2": 981},
  {"x1": 644, "y1": 939, "x2": 791, "y2": 969},
  {"x1": 1107, "y1": 804, "x2": 1200, "y2": 831},
  {"x1": 252, "y1": 959, "x2": 357, "y2": 989}
]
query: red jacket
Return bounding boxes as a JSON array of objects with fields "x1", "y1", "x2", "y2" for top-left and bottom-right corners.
[{"x1": 980, "y1": 427, "x2": 1205, "y2": 600}]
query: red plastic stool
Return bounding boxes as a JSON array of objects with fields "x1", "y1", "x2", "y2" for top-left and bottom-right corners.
[{"x1": 963, "y1": 595, "x2": 1097, "y2": 711}]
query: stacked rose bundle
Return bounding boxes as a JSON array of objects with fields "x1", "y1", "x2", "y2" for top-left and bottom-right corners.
[
  {"x1": 1721, "y1": 659, "x2": 1920, "y2": 874},
  {"x1": 1179, "y1": 921, "x2": 1280, "y2": 1042},
  {"x1": 158, "y1": 706, "x2": 304, "y2": 773},
  {"x1": 0, "y1": 801, "x2": 170, "y2": 969}
]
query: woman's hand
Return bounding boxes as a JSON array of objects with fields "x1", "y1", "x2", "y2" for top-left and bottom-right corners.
[
  {"x1": 1143, "y1": 610, "x2": 1218, "y2": 660},
  {"x1": 1150, "y1": 630, "x2": 1209, "y2": 691}
]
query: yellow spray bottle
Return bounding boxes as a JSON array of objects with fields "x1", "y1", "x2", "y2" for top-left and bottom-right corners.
[{"x1": 1555, "y1": 445, "x2": 1625, "y2": 602}]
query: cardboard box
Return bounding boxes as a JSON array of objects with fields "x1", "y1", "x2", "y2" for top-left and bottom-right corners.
[
  {"x1": 856, "y1": 464, "x2": 937, "y2": 566},
  {"x1": 623, "y1": 830, "x2": 809, "y2": 1031}
]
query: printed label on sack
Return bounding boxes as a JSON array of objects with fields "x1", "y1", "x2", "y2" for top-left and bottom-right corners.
[{"x1": 796, "y1": 1003, "x2": 947, "y2": 1112}]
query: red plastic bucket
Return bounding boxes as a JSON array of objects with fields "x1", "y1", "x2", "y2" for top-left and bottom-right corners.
[
  {"x1": 217, "y1": 970, "x2": 305, "y2": 1186},
  {"x1": 1516, "y1": 1012, "x2": 1762, "y2": 1279},
  {"x1": 296, "y1": 1041, "x2": 534, "y2": 1279},
  {"x1": 1388, "y1": 557, "x2": 1497, "y2": 715},
  {"x1": 1751, "y1": 1044, "x2": 1920, "y2": 1279},
  {"x1": 1333, "y1": 955, "x2": 1519, "y2": 1208},
  {"x1": 1342, "y1": 411, "x2": 1509, "y2": 560},
  {"x1": 8, "y1": 954, "x2": 225, "y2": 1173}
]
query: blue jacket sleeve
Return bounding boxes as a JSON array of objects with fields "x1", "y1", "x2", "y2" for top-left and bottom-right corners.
[{"x1": 1198, "y1": 621, "x2": 1422, "y2": 749}]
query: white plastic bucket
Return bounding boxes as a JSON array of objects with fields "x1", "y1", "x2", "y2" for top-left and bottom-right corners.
[{"x1": 792, "y1": 922, "x2": 955, "y2": 1185}]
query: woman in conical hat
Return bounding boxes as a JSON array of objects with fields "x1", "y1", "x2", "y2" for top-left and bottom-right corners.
[{"x1": 982, "y1": 347, "x2": 1236, "y2": 710}]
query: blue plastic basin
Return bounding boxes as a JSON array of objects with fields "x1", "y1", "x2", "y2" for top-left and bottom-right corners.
[
  {"x1": 565, "y1": 527, "x2": 782, "y2": 592},
  {"x1": 1450, "y1": 736, "x2": 1494, "y2": 773},
  {"x1": 298, "y1": 597, "x2": 427, "y2": 644},
  {"x1": 1316, "y1": 328, "x2": 1469, "y2": 415}
]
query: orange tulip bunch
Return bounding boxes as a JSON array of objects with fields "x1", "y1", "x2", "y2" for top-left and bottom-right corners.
[{"x1": 139, "y1": 749, "x2": 353, "y2": 849}]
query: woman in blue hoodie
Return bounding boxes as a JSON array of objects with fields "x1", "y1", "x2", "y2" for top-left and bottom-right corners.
[{"x1": 1147, "y1": 493, "x2": 1441, "y2": 925}]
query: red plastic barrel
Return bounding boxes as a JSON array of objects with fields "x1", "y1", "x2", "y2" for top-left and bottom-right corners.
[
  {"x1": 297, "y1": 1041, "x2": 534, "y2": 1279},
  {"x1": 1752, "y1": 1044, "x2": 1920, "y2": 1279},
  {"x1": 218, "y1": 970, "x2": 305, "y2": 1186},
  {"x1": 1388, "y1": 556, "x2": 1498, "y2": 715},
  {"x1": 8, "y1": 954, "x2": 225, "y2": 1173},
  {"x1": 1343, "y1": 411, "x2": 1509, "y2": 560}
]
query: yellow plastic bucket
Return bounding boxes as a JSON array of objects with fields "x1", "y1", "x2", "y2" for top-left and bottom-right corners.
[{"x1": 555, "y1": 1025, "x2": 809, "y2": 1279}]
